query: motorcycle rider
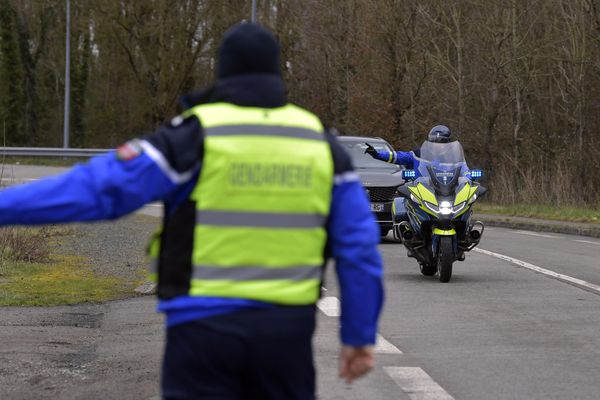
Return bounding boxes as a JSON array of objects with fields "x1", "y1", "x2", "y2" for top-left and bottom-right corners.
[{"x1": 364, "y1": 125, "x2": 471, "y2": 243}]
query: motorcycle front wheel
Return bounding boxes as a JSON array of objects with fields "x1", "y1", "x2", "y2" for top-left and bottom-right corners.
[{"x1": 437, "y1": 236, "x2": 454, "y2": 282}]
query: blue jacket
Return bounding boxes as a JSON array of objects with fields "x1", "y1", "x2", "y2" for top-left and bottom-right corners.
[
  {"x1": 0, "y1": 74, "x2": 383, "y2": 347},
  {"x1": 375, "y1": 148, "x2": 471, "y2": 179},
  {"x1": 375, "y1": 149, "x2": 418, "y2": 169}
]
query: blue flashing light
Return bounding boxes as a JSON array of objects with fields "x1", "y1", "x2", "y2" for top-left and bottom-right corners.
[
  {"x1": 470, "y1": 170, "x2": 483, "y2": 179},
  {"x1": 402, "y1": 169, "x2": 416, "y2": 180}
]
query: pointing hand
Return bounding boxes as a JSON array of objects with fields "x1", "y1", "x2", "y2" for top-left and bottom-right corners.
[{"x1": 364, "y1": 143, "x2": 378, "y2": 158}]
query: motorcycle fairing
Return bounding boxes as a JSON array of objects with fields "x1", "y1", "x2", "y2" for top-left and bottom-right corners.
[{"x1": 454, "y1": 182, "x2": 479, "y2": 205}]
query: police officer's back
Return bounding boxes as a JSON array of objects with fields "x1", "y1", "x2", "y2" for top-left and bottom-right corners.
[{"x1": 0, "y1": 23, "x2": 384, "y2": 400}]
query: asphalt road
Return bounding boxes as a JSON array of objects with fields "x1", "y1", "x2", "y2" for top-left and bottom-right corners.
[
  {"x1": 1, "y1": 164, "x2": 599, "y2": 399},
  {"x1": 328, "y1": 229, "x2": 600, "y2": 400}
]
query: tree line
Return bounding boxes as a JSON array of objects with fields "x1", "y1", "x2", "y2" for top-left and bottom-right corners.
[{"x1": 1, "y1": 0, "x2": 599, "y2": 205}]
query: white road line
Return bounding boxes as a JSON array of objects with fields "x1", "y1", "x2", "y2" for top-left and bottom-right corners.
[
  {"x1": 375, "y1": 334, "x2": 402, "y2": 354},
  {"x1": 317, "y1": 296, "x2": 403, "y2": 354},
  {"x1": 316, "y1": 296, "x2": 340, "y2": 317},
  {"x1": 514, "y1": 230, "x2": 557, "y2": 238},
  {"x1": 474, "y1": 248, "x2": 600, "y2": 295},
  {"x1": 384, "y1": 367, "x2": 454, "y2": 400},
  {"x1": 573, "y1": 239, "x2": 600, "y2": 246}
]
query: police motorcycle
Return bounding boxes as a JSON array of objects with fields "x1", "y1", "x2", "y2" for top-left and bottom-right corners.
[{"x1": 392, "y1": 140, "x2": 486, "y2": 282}]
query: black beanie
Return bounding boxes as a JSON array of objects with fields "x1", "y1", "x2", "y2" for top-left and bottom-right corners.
[{"x1": 217, "y1": 23, "x2": 281, "y2": 79}]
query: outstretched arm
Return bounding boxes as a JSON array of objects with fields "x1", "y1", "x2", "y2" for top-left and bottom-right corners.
[
  {"x1": 0, "y1": 117, "x2": 201, "y2": 225},
  {"x1": 364, "y1": 143, "x2": 414, "y2": 168}
]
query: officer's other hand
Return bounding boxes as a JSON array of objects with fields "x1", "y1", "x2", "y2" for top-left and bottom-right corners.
[
  {"x1": 339, "y1": 345, "x2": 375, "y2": 384},
  {"x1": 364, "y1": 143, "x2": 378, "y2": 158}
]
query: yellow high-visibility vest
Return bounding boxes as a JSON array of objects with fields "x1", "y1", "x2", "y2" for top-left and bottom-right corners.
[{"x1": 150, "y1": 102, "x2": 333, "y2": 305}]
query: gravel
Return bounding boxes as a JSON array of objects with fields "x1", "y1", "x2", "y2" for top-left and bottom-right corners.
[
  {"x1": 53, "y1": 214, "x2": 160, "y2": 284},
  {"x1": 0, "y1": 215, "x2": 164, "y2": 399}
]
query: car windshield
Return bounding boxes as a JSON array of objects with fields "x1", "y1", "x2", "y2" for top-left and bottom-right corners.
[
  {"x1": 415, "y1": 141, "x2": 467, "y2": 175},
  {"x1": 338, "y1": 140, "x2": 400, "y2": 170}
]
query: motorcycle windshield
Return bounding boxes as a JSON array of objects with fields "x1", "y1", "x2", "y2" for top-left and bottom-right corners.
[{"x1": 415, "y1": 141, "x2": 467, "y2": 180}]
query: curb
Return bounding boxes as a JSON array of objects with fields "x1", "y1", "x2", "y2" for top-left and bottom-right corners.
[
  {"x1": 134, "y1": 282, "x2": 157, "y2": 295},
  {"x1": 474, "y1": 214, "x2": 600, "y2": 239}
]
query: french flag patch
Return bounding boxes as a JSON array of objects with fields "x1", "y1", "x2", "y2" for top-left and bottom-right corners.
[{"x1": 116, "y1": 140, "x2": 143, "y2": 161}]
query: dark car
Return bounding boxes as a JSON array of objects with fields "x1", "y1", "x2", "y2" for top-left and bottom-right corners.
[{"x1": 337, "y1": 136, "x2": 404, "y2": 237}]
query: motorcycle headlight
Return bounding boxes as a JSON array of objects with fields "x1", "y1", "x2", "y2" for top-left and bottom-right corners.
[
  {"x1": 468, "y1": 193, "x2": 478, "y2": 205},
  {"x1": 424, "y1": 201, "x2": 439, "y2": 213},
  {"x1": 410, "y1": 193, "x2": 418, "y2": 203},
  {"x1": 453, "y1": 201, "x2": 466, "y2": 214},
  {"x1": 436, "y1": 200, "x2": 451, "y2": 215},
  {"x1": 440, "y1": 206, "x2": 453, "y2": 215}
]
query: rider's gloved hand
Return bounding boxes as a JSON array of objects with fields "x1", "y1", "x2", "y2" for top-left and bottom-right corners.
[{"x1": 364, "y1": 143, "x2": 378, "y2": 158}]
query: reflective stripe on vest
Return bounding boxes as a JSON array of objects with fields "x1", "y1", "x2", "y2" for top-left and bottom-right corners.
[
  {"x1": 184, "y1": 103, "x2": 333, "y2": 305},
  {"x1": 205, "y1": 125, "x2": 324, "y2": 140},
  {"x1": 196, "y1": 210, "x2": 327, "y2": 228}
]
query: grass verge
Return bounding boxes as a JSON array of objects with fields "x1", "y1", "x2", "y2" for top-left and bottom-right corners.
[
  {"x1": 476, "y1": 203, "x2": 600, "y2": 224},
  {"x1": 0, "y1": 254, "x2": 132, "y2": 306},
  {"x1": 0, "y1": 225, "x2": 139, "y2": 306}
]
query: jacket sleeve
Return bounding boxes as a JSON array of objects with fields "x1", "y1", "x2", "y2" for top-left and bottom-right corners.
[
  {"x1": 374, "y1": 149, "x2": 393, "y2": 162},
  {"x1": 395, "y1": 151, "x2": 415, "y2": 168},
  {"x1": 375, "y1": 150, "x2": 415, "y2": 168},
  {"x1": 326, "y1": 132, "x2": 384, "y2": 346},
  {"x1": 0, "y1": 117, "x2": 201, "y2": 225}
]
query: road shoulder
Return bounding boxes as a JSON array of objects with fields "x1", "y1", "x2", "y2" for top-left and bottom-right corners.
[{"x1": 475, "y1": 213, "x2": 600, "y2": 238}]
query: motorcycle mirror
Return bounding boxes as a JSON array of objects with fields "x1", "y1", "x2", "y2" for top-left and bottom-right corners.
[
  {"x1": 477, "y1": 185, "x2": 488, "y2": 198},
  {"x1": 402, "y1": 169, "x2": 417, "y2": 181}
]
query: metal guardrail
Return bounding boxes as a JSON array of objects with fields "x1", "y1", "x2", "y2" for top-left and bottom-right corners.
[{"x1": 0, "y1": 147, "x2": 111, "y2": 158}]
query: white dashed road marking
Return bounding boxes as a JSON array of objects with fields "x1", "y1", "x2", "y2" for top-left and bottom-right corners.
[
  {"x1": 375, "y1": 334, "x2": 402, "y2": 354},
  {"x1": 474, "y1": 248, "x2": 600, "y2": 295},
  {"x1": 317, "y1": 294, "x2": 435, "y2": 400},
  {"x1": 384, "y1": 367, "x2": 455, "y2": 400},
  {"x1": 316, "y1": 296, "x2": 340, "y2": 317},
  {"x1": 317, "y1": 296, "x2": 402, "y2": 354}
]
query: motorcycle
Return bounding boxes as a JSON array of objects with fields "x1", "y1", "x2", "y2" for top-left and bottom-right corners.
[{"x1": 392, "y1": 140, "x2": 486, "y2": 282}]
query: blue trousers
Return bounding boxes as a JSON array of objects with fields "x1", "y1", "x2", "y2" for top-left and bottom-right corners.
[{"x1": 161, "y1": 306, "x2": 316, "y2": 400}]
